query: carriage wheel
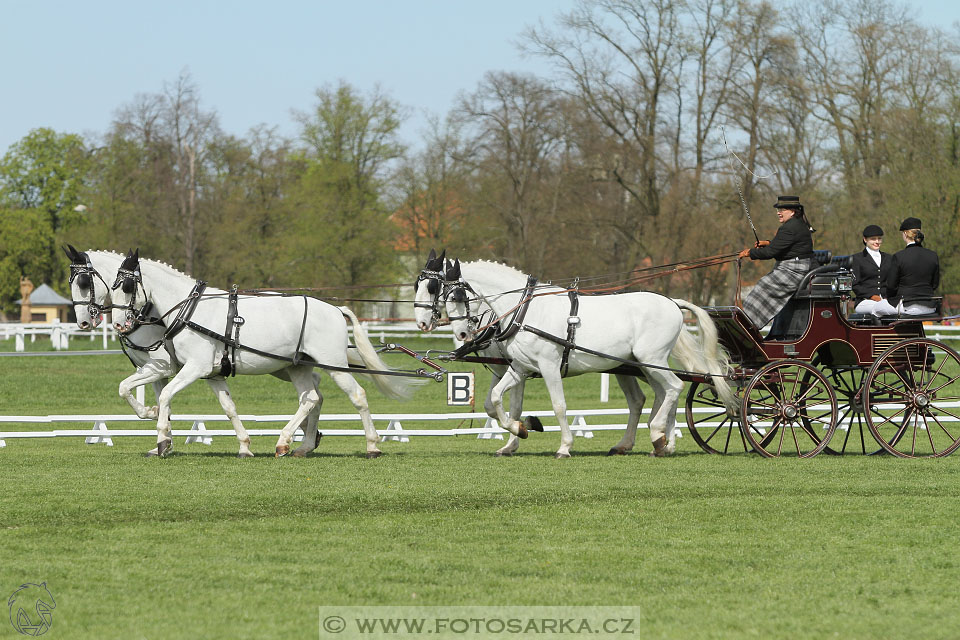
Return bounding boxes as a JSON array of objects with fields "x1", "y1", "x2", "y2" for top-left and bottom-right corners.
[
  {"x1": 863, "y1": 338, "x2": 960, "y2": 458},
  {"x1": 816, "y1": 365, "x2": 882, "y2": 455},
  {"x1": 741, "y1": 360, "x2": 838, "y2": 458},
  {"x1": 685, "y1": 381, "x2": 748, "y2": 454}
]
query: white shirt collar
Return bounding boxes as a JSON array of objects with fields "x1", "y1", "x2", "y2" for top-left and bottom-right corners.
[{"x1": 866, "y1": 247, "x2": 882, "y2": 266}]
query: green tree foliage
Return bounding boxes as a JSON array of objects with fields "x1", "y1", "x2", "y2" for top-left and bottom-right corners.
[
  {"x1": 0, "y1": 128, "x2": 90, "y2": 232},
  {"x1": 0, "y1": 208, "x2": 59, "y2": 316},
  {"x1": 287, "y1": 82, "x2": 406, "y2": 295}
]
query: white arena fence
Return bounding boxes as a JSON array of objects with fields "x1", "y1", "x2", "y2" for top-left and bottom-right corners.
[
  {"x1": 0, "y1": 321, "x2": 454, "y2": 352},
  {"x1": 1, "y1": 403, "x2": 957, "y2": 448}
]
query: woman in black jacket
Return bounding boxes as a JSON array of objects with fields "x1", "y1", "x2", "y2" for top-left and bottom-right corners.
[
  {"x1": 850, "y1": 224, "x2": 896, "y2": 315},
  {"x1": 739, "y1": 195, "x2": 817, "y2": 329},
  {"x1": 885, "y1": 217, "x2": 940, "y2": 315}
]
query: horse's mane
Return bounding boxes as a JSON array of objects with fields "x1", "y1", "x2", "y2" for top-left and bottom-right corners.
[
  {"x1": 140, "y1": 257, "x2": 193, "y2": 280},
  {"x1": 464, "y1": 260, "x2": 530, "y2": 283}
]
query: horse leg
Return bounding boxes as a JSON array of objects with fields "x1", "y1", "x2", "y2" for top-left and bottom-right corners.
[
  {"x1": 485, "y1": 371, "x2": 522, "y2": 457},
  {"x1": 205, "y1": 377, "x2": 253, "y2": 458},
  {"x1": 151, "y1": 364, "x2": 207, "y2": 458},
  {"x1": 328, "y1": 371, "x2": 381, "y2": 458},
  {"x1": 292, "y1": 370, "x2": 324, "y2": 458},
  {"x1": 644, "y1": 370, "x2": 683, "y2": 457},
  {"x1": 144, "y1": 379, "x2": 169, "y2": 457},
  {"x1": 539, "y1": 366, "x2": 573, "y2": 459},
  {"x1": 274, "y1": 368, "x2": 322, "y2": 457},
  {"x1": 489, "y1": 367, "x2": 529, "y2": 440},
  {"x1": 608, "y1": 374, "x2": 646, "y2": 456},
  {"x1": 119, "y1": 365, "x2": 171, "y2": 419}
]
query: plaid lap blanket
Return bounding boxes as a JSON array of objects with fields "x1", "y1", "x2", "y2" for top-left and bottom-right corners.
[{"x1": 742, "y1": 258, "x2": 816, "y2": 329}]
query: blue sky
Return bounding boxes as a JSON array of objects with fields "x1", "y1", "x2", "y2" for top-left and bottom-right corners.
[{"x1": 2, "y1": 0, "x2": 959, "y2": 154}]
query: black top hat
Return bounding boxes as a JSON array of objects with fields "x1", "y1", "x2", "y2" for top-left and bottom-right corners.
[
  {"x1": 774, "y1": 195, "x2": 802, "y2": 210},
  {"x1": 862, "y1": 224, "x2": 883, "y2": 237},
  {"x1": 899, "y1": 217, "x2": 921, "y2": 231}
]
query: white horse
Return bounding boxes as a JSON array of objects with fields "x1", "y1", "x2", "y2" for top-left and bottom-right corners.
[
  {"x1": 108, "y1": 251, "x2": 419, "y2": 458},
  {"x1": 414, "y1": 250, "x2": 532, "y2": 457},
  {"x1": 415, "y1": 255, "x2": 737, "y2": 458},
  {"x1": 65, "y1": 247, "x2": 323, "y2": 458}
]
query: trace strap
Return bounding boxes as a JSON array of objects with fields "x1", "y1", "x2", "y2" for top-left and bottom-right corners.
[{"x1": 560, "y1": 278, "x2": 580, "y2": 378}]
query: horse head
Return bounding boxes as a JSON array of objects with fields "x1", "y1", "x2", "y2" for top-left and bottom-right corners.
[
  {"x1": 413, "y1": 248, "x2": 446, "y2": 331},
  {"x1": 111, "y1": 248, "x2": 147, "y2": 334},
  {"x1": 64, "y1": 244, "x2": 112, "y2": 329},
  {"x1": 443, "y1": 258, "x2": 477, "y2": 343}
]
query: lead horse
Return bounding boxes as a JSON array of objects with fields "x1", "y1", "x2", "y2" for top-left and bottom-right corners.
[
  {"x1": 108, "y1": 251, "x2": 420, "y2": 458},
  {"x1": 65, "y1": 247, "x2": 322, "y2": 457},
  {"x1": 415, "y1": 252, "x2": 738, "y2": 457}
]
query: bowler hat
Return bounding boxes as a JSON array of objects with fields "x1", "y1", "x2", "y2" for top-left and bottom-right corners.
[
  {"x1": 774, "y1": 195, "x2": 802, "y2": 210},
  {"x1": 899, "y1": 217, "x2": 921, "y2": 231},
  {"x1": 862, "y1": 224, "x2": 884, "y2": 237}
]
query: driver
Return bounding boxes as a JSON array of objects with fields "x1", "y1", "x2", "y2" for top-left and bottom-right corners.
[{"x1": 738, "y1": 195, "x2": 817, "y2": 329}]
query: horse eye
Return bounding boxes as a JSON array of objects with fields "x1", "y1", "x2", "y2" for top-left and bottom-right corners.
[{"x1": 77, "y1": 274, "x2": 91, "y2": 290}]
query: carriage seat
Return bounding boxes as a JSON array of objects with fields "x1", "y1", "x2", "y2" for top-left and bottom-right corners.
[{"x1": 766, "y1": 253, "x2": 854, "y2": 340}]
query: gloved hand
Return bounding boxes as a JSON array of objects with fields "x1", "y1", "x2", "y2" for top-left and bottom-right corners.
[
  {"x1": 738, "y1": 248, "x2": 752, "y2": 259},
  {"x1": 755, "y1": 240, "x2": 770, "y2": 247}
]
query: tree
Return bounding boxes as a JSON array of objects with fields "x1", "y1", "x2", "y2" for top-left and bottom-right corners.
[
  {"x1": 0, "y1": 128, "x2": 90, "y2": 232},
  {"x1": 0, "y1": 208, "x2": 59, "y2": 316}
]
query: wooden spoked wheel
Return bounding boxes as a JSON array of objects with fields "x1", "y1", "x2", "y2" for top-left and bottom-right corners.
[
  {"x1": 741, "y1": 360, "x2": 838, "y2": 458},
  {"x1": 685, "y1": 381, "x2": 748, "y2": 454},
  {"x1": 863, "y1": 338, "x2": 960, "y2": 458}
]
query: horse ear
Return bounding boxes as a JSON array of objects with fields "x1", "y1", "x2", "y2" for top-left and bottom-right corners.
[
  {"x1": 449, "y1": 259, "x2": 461, "y2": 279},
  {"x1": 426, "y1": 248, "x2": 437, "y2": 263},
  {"x1": 134, "y1": 248, "x2": 139, "y2": 260},
  {"x1": 66, "y1": 244, "x2": 80, "y2": 260},
  {"x1": 62, "y1": 245, "x2": 73, "y2": 260},
  {"x1": 438, "y1": 249, "x2": 446, "y2": 263}
]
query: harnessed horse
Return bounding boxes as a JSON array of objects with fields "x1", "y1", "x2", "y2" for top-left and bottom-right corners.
[
  {"x1": 65, "y1": 247, "x2": 324, "y2": 457},
  {"x1": 415, "y1": 252, "x2": 737, "y2": 458},
  {"x1": 107, "y1": 251, "x2": 419, "y2": 458}
]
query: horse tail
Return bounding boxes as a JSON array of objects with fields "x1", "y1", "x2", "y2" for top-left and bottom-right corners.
[
  {"x1": 670, "y1": 299, "x2": 738, "y2": 413},
  {"x1": 339, "y1": 306, "x2": 423, "y2": 400}
]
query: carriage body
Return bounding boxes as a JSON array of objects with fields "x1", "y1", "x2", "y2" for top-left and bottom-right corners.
[{"x1": 684, "y1": 252, "x2": 959, "y2": 458}]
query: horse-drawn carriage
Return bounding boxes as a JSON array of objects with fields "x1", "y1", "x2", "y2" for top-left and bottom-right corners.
[
  {"x1": 685, "y1": 250, "x2": 960, "y2": 458},
  {"x1": 415, "y1": 249, "x2": 960, "y2": 459}
]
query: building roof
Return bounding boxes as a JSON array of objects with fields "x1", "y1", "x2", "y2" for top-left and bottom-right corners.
[{"x1": 16, "y1": 283, "x2": 72, "y2": 306}]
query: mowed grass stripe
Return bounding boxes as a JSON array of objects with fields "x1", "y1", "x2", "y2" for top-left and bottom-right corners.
[{"x1": 2, "y1": 347, "x2": 960, "y2": 638}]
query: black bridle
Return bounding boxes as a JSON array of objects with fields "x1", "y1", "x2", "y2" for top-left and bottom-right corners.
[
  {"x1": 414, "y1": 267, "x2": 482, "y2": 330},
  {"x1": 111, "y1": 265, "x2": 155, "y2": 334},
  {"x1": 69, "y1": 257, "x2": 118, "y2": 321}
]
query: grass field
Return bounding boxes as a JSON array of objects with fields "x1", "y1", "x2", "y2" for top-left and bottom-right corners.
[{"x1": 2, "y1": 339, "x2": 960, "y2": 639}]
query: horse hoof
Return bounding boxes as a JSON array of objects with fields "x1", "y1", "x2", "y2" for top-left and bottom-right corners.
[
  {"x1": 275, "y1": 445, "x2": 290, "y2": 457},
  {"x1": 145, "y1": 406, "x2": 159, "y2": 419},
  {"x1": 606, "y1": 448, "x2": 626, "y2": 456},
  {"x1": 291, "y1": 449, "x2": 307, "y2": 458},
  {"x1": 523, "y1": 416, "x2": 544, "y2": 432},
  {"x1": 554, "y1": 451, "x2": 571, "y2": 459},
  {"x1": 157, "y1": 440, "x2": 172, "y2": 458},
  {"x1": 314, "y1": 431, "x2": 324, "y2": 448},
  {"x1": 366, "y1": 451, "x2": 382, "y2": 459},
  {"x1": 494, "y1": 450, "x2": 513, "y2": 458},
  {"x1": 516, "y1": 423, "x2": 529, "y2": 439},
  {"x1": 238, "y1": 451, "x2": 254, "y2": 459},
  {"x1": 145, "y1": 448, "x2": 159, "y2": 458}
]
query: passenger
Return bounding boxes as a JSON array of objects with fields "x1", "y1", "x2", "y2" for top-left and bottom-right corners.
[
  {"x1": 885, "y1": 217, "x2": 940, "y2": 315},
  {"x1": 850, "y1": 224, "x2": 897, "y2": 316},
  {"x1": 739, "y1": 195, "x2": 817, "y2": 329}
]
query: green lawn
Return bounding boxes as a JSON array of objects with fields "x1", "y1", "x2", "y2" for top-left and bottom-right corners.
[{"x1": 1, "y1": 343, "x2": 959, "y2": 639}]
